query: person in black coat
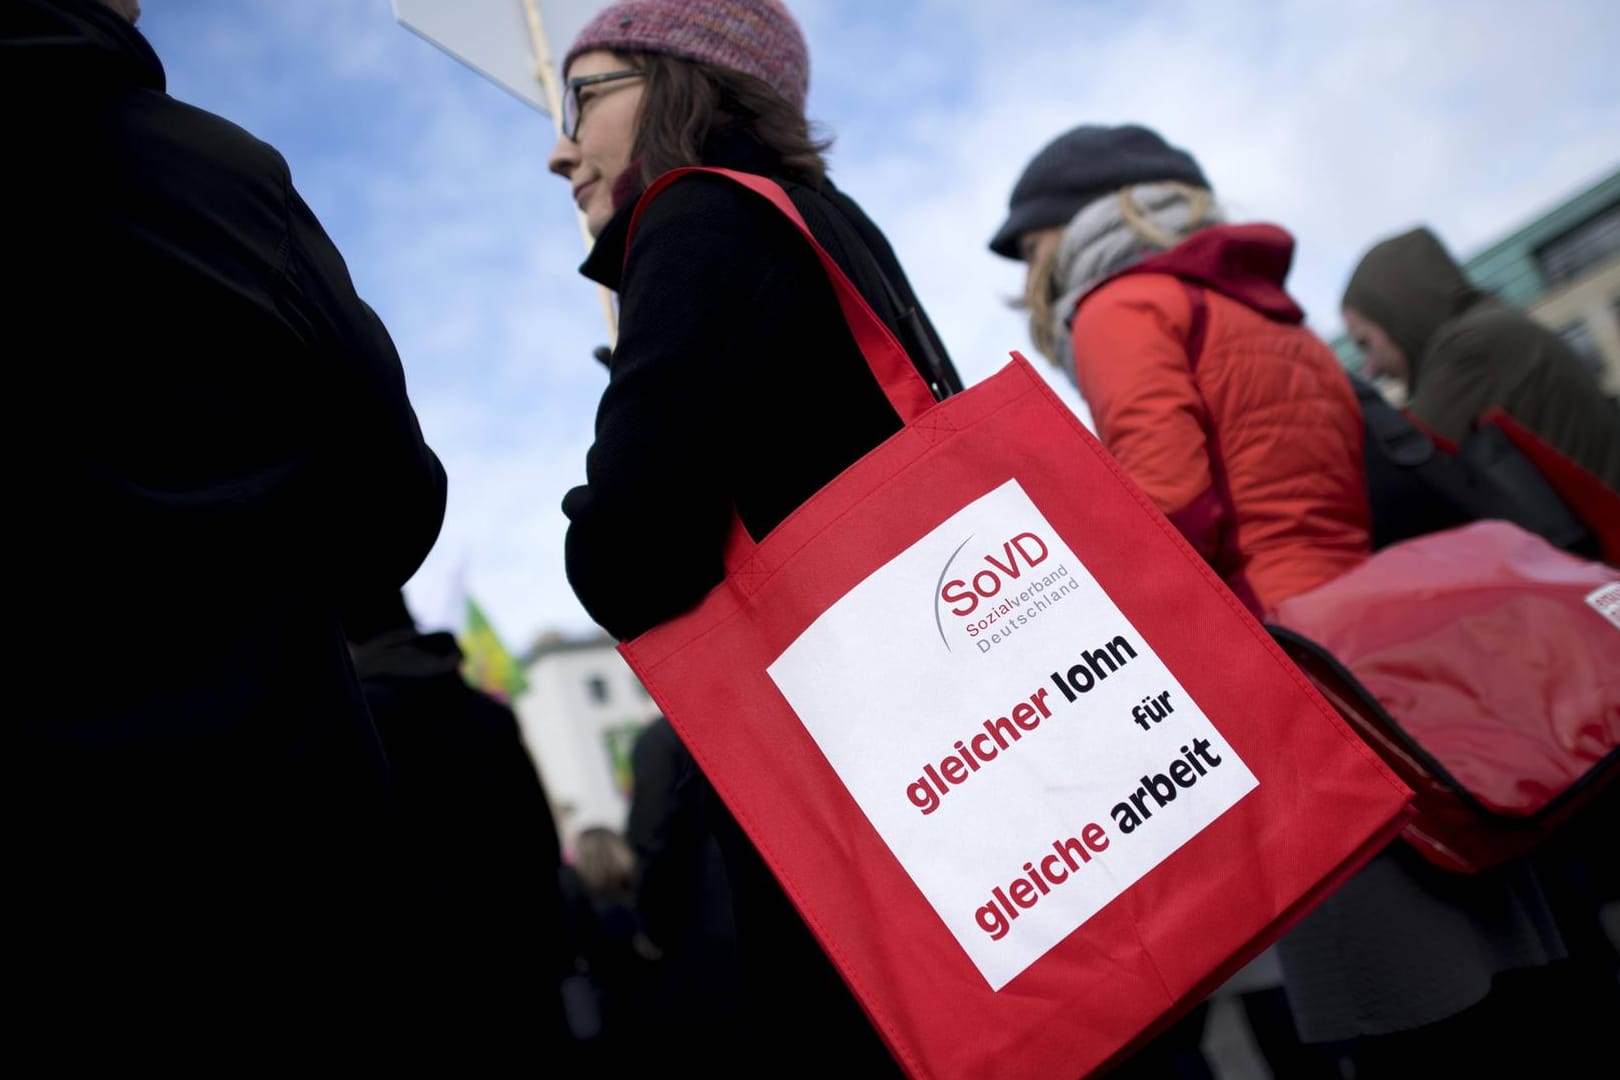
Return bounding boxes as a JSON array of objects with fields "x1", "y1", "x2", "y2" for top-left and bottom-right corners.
[
  {"x1": 343, "y1": 590, "x2": 575, "y2": 1071},
  {"x1": 546, "y1": 2, "x2": 956, "y2": 1073},
  {"x1": 625, "y1": 716, "x2": 745, "y2": 1071},
  {"x1": 5, "y1": 0, "x2": 446, "y2": 1062}
]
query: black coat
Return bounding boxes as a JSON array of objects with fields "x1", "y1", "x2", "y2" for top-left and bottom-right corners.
[
  {"x1": 564, "y1": 144, "x2": 943, "y2": 1075},
  {"x1": 351, "y1": 630, "x2": 575, "y2": 1067},
  {"x1": 625, "y1": 717, "x2": 744, "y2": 1065},
  {"x1": 5, "y1": 0, "x2": 446, "y2": 1058},
  {"x1": 565, "y1": 146, "x2": 952, "y2": 641}
]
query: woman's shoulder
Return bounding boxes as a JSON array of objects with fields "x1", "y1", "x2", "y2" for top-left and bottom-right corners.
[
  {"x1": 614, "y1": 170, "x2": 811, "y2": 278},
  {"x1": 1423, "y1": 301, "x2": 1540, "y2": 375},
  {"x1": 631, "y1": 170, "x2": 795, "y2": 239},
  {"x1": 1087, "y1": 270, "x2": 1191, "y2": 302},
  {"x1": 1073, "y1": 272, "x2": 1194, "y2": 332}
]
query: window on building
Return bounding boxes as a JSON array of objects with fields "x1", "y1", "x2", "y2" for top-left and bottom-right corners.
[
  {"x1": 1535, "y1": 203, "x2": 1620, "y2": 285},
  {"x1": 585, "y1": 675, "x2": 609, "y2": 704},
  {"x1": 1556, "y1": 319, "x2": 1604, "y2": 379}
]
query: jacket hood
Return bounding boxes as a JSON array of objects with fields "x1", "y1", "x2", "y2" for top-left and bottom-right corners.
[
  {"x1": 1118, "y1": 223, "x2": 1306, "y2": 324},
  {"x1": 1341, "y1": 226, "x2": 1481, "y2": 378},
  {"x1": 0, "y1": 0, "x2": 163, "y2": 93}
]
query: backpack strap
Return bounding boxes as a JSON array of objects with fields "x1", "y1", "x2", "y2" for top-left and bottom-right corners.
[
  {"x1": 1355, "y1": 377, "x2": 1439, "y2": 468},
  {"x1": 1174, "y1": 281, "x2": 1262, "y2": 615},
  {"x1": 1181, "y1": 281, "x2": 1209, "y2": 373}
]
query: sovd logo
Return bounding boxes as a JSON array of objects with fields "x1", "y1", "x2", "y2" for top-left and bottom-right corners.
[{"x1": 935, "y1": 532, "x2": 1051, "y2": 646}]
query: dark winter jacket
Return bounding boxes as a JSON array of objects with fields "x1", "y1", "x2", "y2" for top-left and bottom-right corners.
[
  {"x1": 625, "y1": 716, "x2": 744, "y2": 1064},
  {"x1": 564, "y1": 136, "x2": 951, "y2": 641},
  {"x1": 350, "y1": 627, "x2": 574, "y2": 1066},
  {"x1": 1343, "y1": 227, "x2": 1619, "y2": 490},
  {"x1": 6, "y1": 0, "x2": 446, "y2": 1056}
]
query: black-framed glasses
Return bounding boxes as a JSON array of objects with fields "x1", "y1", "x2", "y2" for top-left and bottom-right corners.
[{"x1": 563, "y1": 69, "x2": 642, "y2": 141}]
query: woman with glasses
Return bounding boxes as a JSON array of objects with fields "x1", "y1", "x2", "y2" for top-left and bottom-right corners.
[{"x1": 545, "y1": 2, "x2": 954, "y2": 1073}]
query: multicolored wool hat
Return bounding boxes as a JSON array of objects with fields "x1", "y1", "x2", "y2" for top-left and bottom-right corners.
[{"x1": 564, "y1": 0, "x2": 810, "y2": 112}]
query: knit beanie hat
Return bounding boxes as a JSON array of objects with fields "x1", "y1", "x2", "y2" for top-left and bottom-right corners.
[
  {"x1": 989, "y1": 124, "x2": 1210, "y2": 259},
  {"x1": 564, "y1": 0, "x2": 810, "y2": 112}
]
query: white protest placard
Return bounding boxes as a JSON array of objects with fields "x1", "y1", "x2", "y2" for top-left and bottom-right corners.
[
  {"x1": 768, "y1": 479, "x2": 1259, "y2": 991},
  {"x1": 392, "y1": 0, "x2": 608, "y2": 115},
  {"x1": 391, "y1": 0, "x2": 619, "y2": 336}
]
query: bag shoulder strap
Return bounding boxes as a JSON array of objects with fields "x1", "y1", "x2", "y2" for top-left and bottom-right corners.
[
  {"x1": 1173, "y1": 280, "x2": 1268, "y2": 612},
  {"x1": 1354, "y1": 376, "x2": 1440, "y2": 469},
  {"x1": 778, "y1": 176, "x2": 964, "y2": 401},
  {"x1": 858, "y1": 233, "x2": 964, "y2": 399},
  {"x1": 1180, "y1": 280, "x2": 1210, "y2": 373},
  {"x1": 626, "y1": 167, "x2": 939, "y2": 425}
]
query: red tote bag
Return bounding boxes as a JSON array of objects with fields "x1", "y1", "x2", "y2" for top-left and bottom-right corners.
[{"x1": 618, "y1": 169, "x2": 1413, "y2": 1080}]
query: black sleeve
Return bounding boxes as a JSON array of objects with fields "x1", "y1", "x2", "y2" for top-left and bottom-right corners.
[
  {"x1": 562, "y1": 177, "x2": 803, "y2": 639},
  {"x1": 279, "y1": 181, "x2": 448, "y2": 591}
]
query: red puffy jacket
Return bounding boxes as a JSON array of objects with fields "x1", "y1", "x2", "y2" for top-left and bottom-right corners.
[{"x1": 1070, "y1": 224, "x2": 1370, "y2": 614}]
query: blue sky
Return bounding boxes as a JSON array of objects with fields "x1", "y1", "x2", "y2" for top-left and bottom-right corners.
[{"x1": 139, "y1": 0, "x2": 1620, "y2": 649}]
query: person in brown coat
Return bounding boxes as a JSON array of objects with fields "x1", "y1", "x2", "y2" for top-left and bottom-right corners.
[{"x1": 1342, "y1": 225, "x2": 1619, "y2": 490}]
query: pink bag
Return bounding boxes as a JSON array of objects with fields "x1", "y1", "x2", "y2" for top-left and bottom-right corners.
[{"x1": 1269, "y1": 520, "x2": 1620, "y2": 873}]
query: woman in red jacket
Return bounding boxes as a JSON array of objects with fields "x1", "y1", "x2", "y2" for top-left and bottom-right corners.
[
  {"x1": 991, "y1": 124, "x2": 1368, "y2": 617},
  {"x1": 993, "y1": 119, "x2": 1365, "y2": 1079},
  {"x1": 991, "y1": 122, "x2": 1593, "y2": 1076}
]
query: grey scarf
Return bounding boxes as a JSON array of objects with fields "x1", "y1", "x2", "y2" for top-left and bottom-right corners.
[{"x1": 1049, "y1": 183, "x2": 1221, "y2": 375}]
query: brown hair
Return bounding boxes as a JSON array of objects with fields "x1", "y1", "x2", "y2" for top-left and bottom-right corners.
[
  {"x1": 1022, "y1": 250, "x2": 1064, "y2": 365},
  {"x1": 626, "y1": 51, "x2": 831, "y2": 188}
]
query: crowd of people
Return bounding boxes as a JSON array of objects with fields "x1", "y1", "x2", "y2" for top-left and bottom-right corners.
[{"x1": 10, "y1": 0, "x2": 1617, "y2": 1075}]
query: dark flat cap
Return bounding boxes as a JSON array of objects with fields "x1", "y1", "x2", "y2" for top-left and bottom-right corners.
[{"x1": 989, "y1": 124, "x2": 1210, "y2": 259}]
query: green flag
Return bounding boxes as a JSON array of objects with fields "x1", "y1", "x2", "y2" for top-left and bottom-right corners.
[{"x1": 459, "y1": 595, "x2": 529, "y2": 702}]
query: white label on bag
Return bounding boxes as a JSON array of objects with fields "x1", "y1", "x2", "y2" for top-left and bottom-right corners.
[
  {"x1": 768, "y1": 478, "x2": 1257, "y2": 991},
  {"x1": 1588, "y1": 582, "x2": 1620, "y2": 629}
]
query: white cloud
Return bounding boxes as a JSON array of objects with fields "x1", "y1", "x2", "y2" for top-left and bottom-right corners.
[
  {"x1": 822, "y1": 0, "x2": 1620, "y2": 380},
  {"x1": 147, "y1": 0, "x2": 1620, "y2": 650}
]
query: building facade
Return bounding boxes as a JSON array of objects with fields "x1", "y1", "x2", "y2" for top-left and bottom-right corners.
[{"x1": 513, "y1": 635, "x2": 661, "y2": 853}]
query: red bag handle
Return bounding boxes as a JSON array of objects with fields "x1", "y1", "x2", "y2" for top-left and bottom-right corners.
[
  {"x1": 626, "y1": 167, "x2": 941, "y2": 425},
  {"x1": 626, "y1": 167, "x2": 945, "y2": 570}
]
